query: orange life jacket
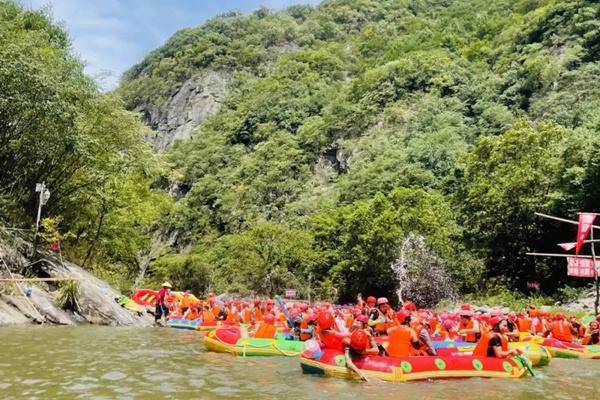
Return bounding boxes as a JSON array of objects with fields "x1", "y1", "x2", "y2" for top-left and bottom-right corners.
[
  {"x1": 373, "y1": 309, "x2": 389, "y2": 333},
  {"x1": 473, "y1": 332, "x2": 508, "y2": 358},
  {"x1": 459, "y1": 320, "x2": 478, "y2": 342},
  {"x1": 180, "y1": 296, "x2": 191, "y2": 309},
  {"x1": 254, "y1": 322, "x2": 276, "y2": 339},
  {"x1": 186, "y1": 308, "x2": 199, "y2": 320},
  {"x1": 551, "y1": 320, "x2": 573, "y2": 342},
  {"x1": 254, "y1": 307, "x2": 263, "y2": 322},
  {"x1": 387, "y1": 326, "x2": 412, "y2": 357},
  {"x1": 203, "y1": 310, "x2": 215, "y2": 322},
  {"x1": 212, "y1": 306, "x2": 222, "y2": 318},
  {"x1": 345, "y1": 316, "x2": 354, "y2": 329},
  {"x1": 531, "y1": 318, "x2": 544, "y2": 334},
  {"x1": 299, "y1": 317, "x2": 312, "y2": 341},
  {"x1": 517, "y1": 318, "x2": 531, "y2": 332},
  {"x1": 243, "y1": 309, "x2": 252, "y2": 323}
]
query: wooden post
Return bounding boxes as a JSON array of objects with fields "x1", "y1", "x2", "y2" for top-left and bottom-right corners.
[{"x1": 592, "y1": 229, "x2": 599, "y2": 316}]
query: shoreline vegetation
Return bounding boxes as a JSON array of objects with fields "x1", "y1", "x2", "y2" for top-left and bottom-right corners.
[{"x1": 2, "y1": 0, "x2": 600, "y2": 318}]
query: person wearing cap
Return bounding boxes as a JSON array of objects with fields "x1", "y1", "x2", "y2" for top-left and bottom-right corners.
[
  {"x1": 458, "y1": 306, "x2": 480, "y2": 343},
  {"x1": 155, "y1": 282, "x2": 172, "y2": 325},
  {"x1": 473, "y1": 317, "x2": 520, "y2": 358}
]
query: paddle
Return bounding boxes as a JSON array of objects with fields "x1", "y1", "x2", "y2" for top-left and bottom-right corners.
[
  {"x1": 275, "y1": 295, "x2": 294, "y2": 329},
  {"x1": 515, "y1": 354, "x2": 536, "y2": 377}
]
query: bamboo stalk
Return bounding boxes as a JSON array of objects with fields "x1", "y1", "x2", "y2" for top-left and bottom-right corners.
[
  {"x1": 0, "y1": 277, "x2": 82, "y2": 282},
  {"x1": 526, "y1": 252, "x2": 593, "y2": 258},
  {"x1": 535, "y1": 212, "x2": 600, "y2": 229}
]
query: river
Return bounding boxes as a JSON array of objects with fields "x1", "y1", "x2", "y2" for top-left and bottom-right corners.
[{"x1": 1, "y1": 326, "x2": 598, "y2": 399}]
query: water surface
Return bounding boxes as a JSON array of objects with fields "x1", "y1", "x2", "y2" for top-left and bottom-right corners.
[{"x1": 1, "y1": 326, "x2": 598, "y2": 399}]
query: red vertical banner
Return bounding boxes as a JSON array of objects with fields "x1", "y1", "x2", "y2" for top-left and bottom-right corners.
[{"x1": 575, "y1": 213, "x2": 596, "y2": 255}]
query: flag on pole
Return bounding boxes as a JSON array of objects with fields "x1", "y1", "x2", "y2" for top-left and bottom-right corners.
[
  {"x1": 558, "y1": 242, "x2": 577, "y2": 251},
  {"x1": 575, "y1": 213, "x2": 596, "y2": 255},
  {"x1": 566, "y1": 256, "x2": 599, "y2": 277}
]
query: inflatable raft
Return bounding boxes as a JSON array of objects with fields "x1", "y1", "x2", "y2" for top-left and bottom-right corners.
[
  {"x1": 131, "y1": 289, "x2": 158, "y2": 308},
  {"x1": 432, "y1": 341, "x2": 551, "y2": 367},
  {"x1": 204, "y1": 326, "x2": 306, "y2": 356},
  {"x1": 524, "y1": 336, "x2": 600, "y2": 359},
  {"x1": 166, "y1": 316, "x2": 219, "y2": 332},
  {"x1": 300, "y1": 348, "x2": 528, "y2": 382}
]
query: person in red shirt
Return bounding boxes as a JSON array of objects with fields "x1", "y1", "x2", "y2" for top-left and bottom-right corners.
[{"x1": 155, "y1": 282, "x2": 172, "y2": 326}]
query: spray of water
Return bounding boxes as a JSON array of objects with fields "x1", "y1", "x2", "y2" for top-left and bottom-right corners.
[{"x1": 391, "y1": 234, "x2": 457, "y2": 308}]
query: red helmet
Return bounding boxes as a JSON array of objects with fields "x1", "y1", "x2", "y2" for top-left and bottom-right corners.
[
  {"x1": 442, "y1": 319, "x2": 454, "y2": 330},
  {"x1": 403, "y1": 301, "x2": 416, "y2": 311},
  {"x1": 264, "y1": 314, "x2": 275, "y2": 324},
  {"x1": 377, "y1": 297, "x2": 388, "y2": 305},
  {"x1": 299, "y1": 303, "x2": 308, "y2": 312},
  {"x1": 460, "y1": 303, "x2": 471, "y2": 311},
  {"x1": 356, "y1": 314, "x2": 368, "y2": 324},
  {"x1": 507, "y1": 312, "x2": 517, "y2": 321},
  {"x1": 253, "y1": 298, "x2": 261, "y2": 305},
  {"x1": 395, "y1": 311, "x2": 408, "y2": 324},
  {"x1": 267, "y1": 299, "x2": 275, "y2": 305},
  {"x1": 554, "y1": 312, "x2": 565, "y2": 321},
  {"x1": 366, "y1": 296, "x2": 376, "y2": 304},
  {"x1": 317, "y1": 312, "x2": 335, "y2": 330},
  {"x1": 307, "y1": 314, "x2": 317, "y2": 323},
  {"x1": 489, "y1": 316, "x2": 503, "y2": 327},
  {"x1": 350, "y1": 329, "x2": 369, "y2": 351}
]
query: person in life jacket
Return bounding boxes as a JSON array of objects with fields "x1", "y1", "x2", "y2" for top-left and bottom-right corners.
[
  {"x1": 368, "y1": 297, "x2": 392, "y2": 336},
  {"x1": 299, "y1": 314, "x2": 317, "y2": 341},
  {"x1": 582, "y1": 320, "x2": 600, "y2": 345},
  {"x1": 458, "y1": 308, "x2": 480, "y2": 343},
  {"x1": 184, "y1": 303, "x2": 201, "y2": 320},
  {"x1": 568, "y1": 316, "x2": 585, "y2": 339},
  {"x1": 317, "y1": 312, "x2": 348, "y2": 350},
  {"x1": 505, "y1": 312, "x2": 520, "y2": 341},
  {"x1": 342, "y1": 328, "x2": 379, "y2": 382},
  {"x1": 365, "y1": 296, "x2": 377, "y2": 314},
  {"x1": 544, "y1": 312, "x2": 577, "y2": 342},
  {"x1": 473, "y1": 317, "x2": 521, "y2": 358},
  {"x1": 252, "y1": 313, "x2": 277, "y2": 339},
  {"x1": 440, "y1": 319, "x2": 459, "y2": 341},
  {"x1": 179, "y1": 291, "x2": 192, "y2": 316},
  {"x1": 528, "y1": 307, "x2": 545, "y2": 335},
  {"x1": 386, "y1": 311, "x2": 425, "y2": 357}
]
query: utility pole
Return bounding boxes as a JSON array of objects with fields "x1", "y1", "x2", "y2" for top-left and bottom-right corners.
[{"x1": 32, "y1": 182, "x2": 50, "y2": 255}]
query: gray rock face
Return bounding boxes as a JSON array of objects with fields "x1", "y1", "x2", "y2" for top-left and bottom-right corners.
[
  {"x1": 142, "y1": 70, "x2": 230, "y2": 151},
  {"x1": 0, "y1": 233, "x2": 153, "y2": 327}
]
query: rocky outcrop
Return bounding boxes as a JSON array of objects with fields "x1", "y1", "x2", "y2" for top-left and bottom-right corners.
[
  {"x1": 141, "y1": 70, "x2": 230, "y2": 151},
  {"x1": 0, "y1": 233, "x2": 153, "y2": 327}
]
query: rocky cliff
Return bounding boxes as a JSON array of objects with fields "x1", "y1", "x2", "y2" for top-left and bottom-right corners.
[{"x1": 137, "y1": 70, "x2": 229, "y2": 151}]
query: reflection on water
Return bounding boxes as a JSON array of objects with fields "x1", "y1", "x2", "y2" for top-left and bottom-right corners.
[{"x1": 1, "y1": 326, "x2": 599, "y2": 399}]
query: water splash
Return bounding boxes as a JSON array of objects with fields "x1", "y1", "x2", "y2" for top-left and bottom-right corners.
[{"x1": 391, "y1": 234, "x2": 457, "y2": 307}]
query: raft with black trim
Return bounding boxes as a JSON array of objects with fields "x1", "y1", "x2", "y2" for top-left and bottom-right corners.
[
  {"x1": 432, "y1": 341, "x2": 551, "y2": 367},
  {"x1": 524, "y1": 336, "x2": 600, "y2": 359},
  {"x1": 300, "y1": 348, "x2": 528, "y2": 382},
  {"x1": 204, "y1": 326, "x2": 306, "y2": 356}
]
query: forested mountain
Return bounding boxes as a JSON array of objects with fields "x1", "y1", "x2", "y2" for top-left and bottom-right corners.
[{"x1": 3, "y1": 0, "x2": 600, "y2": 305}]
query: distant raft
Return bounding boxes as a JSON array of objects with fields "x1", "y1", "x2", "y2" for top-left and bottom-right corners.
[
  {"x1": 524, "y1": 336, "x2": 600, "y2": 359},
  {"x1": 166, "y1": 316, "x2": 219, "y2": 332},
  {"x1": 300, "y1": 348, "x2": 528, "y2": 382},
  {"x1": 204, "y1": 326, "x2": 306, "y2": 357}
]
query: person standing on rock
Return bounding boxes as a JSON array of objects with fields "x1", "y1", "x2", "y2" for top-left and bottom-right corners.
[{"x1": 155, "y1": 282, "x2": 172, "y2": 326}]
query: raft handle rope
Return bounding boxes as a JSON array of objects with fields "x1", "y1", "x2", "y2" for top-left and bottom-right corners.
[{"x1": 211, "y1": 331, "x2": 300, "y2": 357}]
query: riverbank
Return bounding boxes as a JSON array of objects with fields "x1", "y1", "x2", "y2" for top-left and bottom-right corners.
[{"x1": 0, "y1": 230, "x2": 152, "y2": 327}]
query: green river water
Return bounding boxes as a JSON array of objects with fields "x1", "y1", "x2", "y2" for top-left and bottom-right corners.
[{"x1": 1, "y1": 326, "x2": 599, "y2": 399}]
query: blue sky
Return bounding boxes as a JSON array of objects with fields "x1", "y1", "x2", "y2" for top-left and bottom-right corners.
[{"x1": 20, "y1": 0, "x2": 320, "y2": 90}]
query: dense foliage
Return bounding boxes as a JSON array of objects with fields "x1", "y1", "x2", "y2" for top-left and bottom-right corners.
[
  {"x1": 119, "y1": 0, "x2": 600, "y2": 304},
  {"x1": 0, "y1": 2, "x2": 171, "y2": 290},
  {"x1": 4, "y1": 0, "x2": 600, "y2": 305}
]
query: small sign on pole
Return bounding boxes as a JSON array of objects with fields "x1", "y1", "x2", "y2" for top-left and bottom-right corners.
[{"x1": 284, "y1": 289, "x2": 296, "y2": 298}]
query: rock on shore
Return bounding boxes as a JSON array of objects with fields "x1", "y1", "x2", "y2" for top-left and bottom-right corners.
[{"x1": 0, "y1": 233, "x2": 153, "y2": 327}]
